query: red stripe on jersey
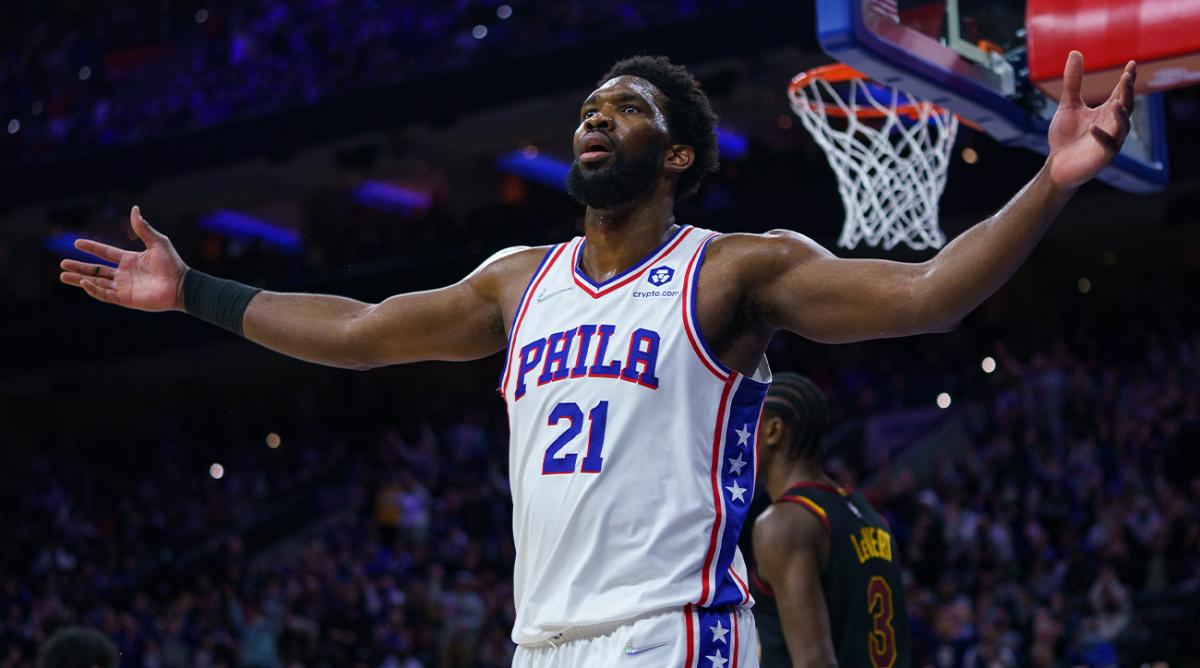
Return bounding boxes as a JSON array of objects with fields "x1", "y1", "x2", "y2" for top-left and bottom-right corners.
[
  {"x1": 501, "y1": 243, "x2": 568, "y2": 397},
  {"x1": 698, "y1": 375, "x2": 736, "y2": 605},
  {"x1": 729, "y1": 565, "x2": 751, "y2": 605},
  {"x1": 683, "y1": 604, "x2": 696, "y2": 668},
  {"x1": 732, "y1": 609, "x2": 740, "y2": 668},
  {"x1": 572, "y1": 227, "x2": 695, "y2": 298},
  {"x1": 681, "y1": 234, "x2": 730, "y2": 381},
  {"x1": 779, "y1": 495, "x2": 832, "y2": 534}
]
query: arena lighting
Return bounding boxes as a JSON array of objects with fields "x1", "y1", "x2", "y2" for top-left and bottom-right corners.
[
  {"x1": 981, "y1": 356, "x2": 996, "y2": 373},
  {"x1": 936, "y1": 392, "x2": 952, "y2": 409},
  {"x1": 44, "y1": 232, "x2": 116, "y2": 266},
  {"x1": 496, "y1": 150, "x2": 570, "y2": 191},
  {"x1": 352, "y1": 180, "x2": 432, "y2": 214},
  {"x1": 198, "y1": 209, "x2": 301, "y2": 253},
  {"x1": 717, "y1": 128, "x2": 749, "y2": 160},
  {"x1": 209, "y1": 463, "x2": 224, "y2": 479},
  {"x1": 266, "y1": 433, "x2": 281, "y2": 449}
]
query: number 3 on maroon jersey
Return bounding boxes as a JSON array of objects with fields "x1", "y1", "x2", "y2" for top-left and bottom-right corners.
[{"x1": 867, "y1": 575, "x2": 897, "y2": 668}]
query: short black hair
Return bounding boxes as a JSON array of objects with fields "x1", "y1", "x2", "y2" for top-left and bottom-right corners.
[
  {"x1": 764, "y1": 372, "x2": 829, "y2": 462},
  {"x1": 599, "y1": 55, "x2": 719, "y2": 201},
  {"x1": 38, "y1": 627, "x2": 118, "y2": 668}
]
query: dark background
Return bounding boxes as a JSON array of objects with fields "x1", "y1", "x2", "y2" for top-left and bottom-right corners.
[{"x1": 1, "y1": 1, "x2": 1197, "y2": 666}]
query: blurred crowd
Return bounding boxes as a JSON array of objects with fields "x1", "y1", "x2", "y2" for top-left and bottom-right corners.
[
  {"x1": 1, "y1": 0, "x2": 759, "y2": 166},
  {"x1": 2, "y1": 253, "x2": 1197, "y2": 666},
  {"x1": 2, "y1": 3, "x2": 1198, "y2": 665}
]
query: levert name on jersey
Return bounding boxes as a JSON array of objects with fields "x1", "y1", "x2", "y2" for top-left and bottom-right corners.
[{"x1": 850, "y1": 526, "x2": 893, "y2": 565}]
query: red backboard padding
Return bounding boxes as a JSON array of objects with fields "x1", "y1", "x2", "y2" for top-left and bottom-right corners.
[{"x1": 1028, "y1": 0, "x2": 1200, "y2": 103}]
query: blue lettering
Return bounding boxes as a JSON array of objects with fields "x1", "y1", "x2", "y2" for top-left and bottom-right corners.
[
  {"x1": 588, "y1": 324, "x2": 622, "y2": 377},
  {"x1": 621, "y1": 328, "x2": 661, "y2": 388},
  {"x1": 515, "y1": 339, "x2": 546, "y2": 400},
  {"x1": 570, "y1": 324, "x2": 597, "y2": 378},
  {"x1": 538, "y1": 329, "x2": 574, "y2": 384}
]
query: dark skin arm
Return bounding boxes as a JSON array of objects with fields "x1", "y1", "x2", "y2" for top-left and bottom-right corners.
[
  {"x1": 59, "y1": 206, "x2": 548, "y2": 370},
  {"x1": 694, "y1": 54, "x2": 1138, "y2": 374},
  {"x1": 754, "y1": 503, "x2": 837, "y2": 668}
]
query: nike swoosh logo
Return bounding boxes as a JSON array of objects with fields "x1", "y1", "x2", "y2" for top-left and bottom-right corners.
[
  {"x1": 536, "y1": 287, "x2": 572, "y2": 303},
  {"x1": 623, "y1": 640, "x2": 672, "y2": 656}
]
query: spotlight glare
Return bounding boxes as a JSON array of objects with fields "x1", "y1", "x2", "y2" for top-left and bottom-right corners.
[
  {"x1": 266, "y1": 432, "x2": 281, "y2": 449},
  {"x1": 497, "y1": 4, "x2": 513, "y2": 19},
  {"x1": 961, "y1": 147, "x2": 978, "y2": 164},
  {"x1": 209, "y1": 463, "x2": 225, "y2": 479},
  {"x1": 981, "y1": 356, "x2": 996, "y2": 374},
  {"x1": 521, "y1": 144, "x2": 538, "y2": 159},
  {"x1": 936, "y1": 392, "x2": 952, "y2": 409},
  {"x1": 195, "y1": 9, "x2": 209, "y2": 23},
  {"x1": 472, "y1": 25, "x2": 488, "y2": 39},
  {"x1": 7, "y1": 119, "x2": 18, "y2": 134},
  {"x1": 1077, "y1": 277, "x2": 1091, "y2": 294},
  {"x1": 78, "y1": 66, "x2": 92, "y2": 81}
]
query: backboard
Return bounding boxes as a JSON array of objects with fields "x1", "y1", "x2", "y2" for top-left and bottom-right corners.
[{"x1": 815, "y1": 0, "x2": 1170, "y2": 193}]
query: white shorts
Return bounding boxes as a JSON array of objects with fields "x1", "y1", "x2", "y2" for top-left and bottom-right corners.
[{"x1": 513, "y1": 605, "x2": 759, "y2": 668}]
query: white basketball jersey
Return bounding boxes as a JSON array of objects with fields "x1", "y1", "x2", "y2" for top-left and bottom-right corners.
[{"x1": 500, "y1": 225, "x2": 771, "y2": 645}]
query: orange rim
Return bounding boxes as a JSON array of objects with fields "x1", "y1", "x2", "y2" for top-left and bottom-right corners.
[{"x1": 788, "y1": 63, "x2": 946, "y2": 121}]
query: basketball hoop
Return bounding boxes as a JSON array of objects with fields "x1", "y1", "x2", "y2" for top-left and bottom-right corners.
[{"x1": 788, "y1": 63, "x2": 958, "y2": 251}]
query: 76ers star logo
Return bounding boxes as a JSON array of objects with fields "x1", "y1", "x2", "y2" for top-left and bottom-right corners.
[{"x1": 647, "y1": 266, "x2": 675, "y2": 286}]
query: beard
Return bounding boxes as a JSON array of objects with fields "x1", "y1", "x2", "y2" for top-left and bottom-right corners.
[{"x1": 567, "y1": 138, "x2": 668, "y2": 209}]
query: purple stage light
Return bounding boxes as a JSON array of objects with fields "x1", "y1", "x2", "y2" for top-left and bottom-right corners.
[
  {"x1": 496, "y1": 151, "x2": 571, "y2": 191},
  {"x1": 199, "y1": 209, "x2": 301, "y2": 253},
  {"x1": 352, "y1": 181, "x2": 432, "y2": 214},
  {"x1": 45, "y1": 232, "x2": 117, "y2": 266},
  {"x1": 717, "y1": 128, "x2": 749, "y2": 160}
]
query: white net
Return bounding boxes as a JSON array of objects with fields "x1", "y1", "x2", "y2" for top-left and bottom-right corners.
[{"x1": 789, "y1": 73, "x2": 958, "y2": 251}]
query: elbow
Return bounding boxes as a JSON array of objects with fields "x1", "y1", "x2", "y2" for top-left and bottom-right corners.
[{"x1": 337, "y1": 306, "x2": 393, "y2": 371}]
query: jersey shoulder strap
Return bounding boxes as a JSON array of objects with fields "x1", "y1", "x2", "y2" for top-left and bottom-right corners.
[{"x1": 776, "y1": 482, "x2": 854, "y2": 534}]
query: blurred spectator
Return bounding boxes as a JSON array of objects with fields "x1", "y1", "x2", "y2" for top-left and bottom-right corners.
[{"x1": 36, "y1": 626, "x2": 118, "y2": 668}]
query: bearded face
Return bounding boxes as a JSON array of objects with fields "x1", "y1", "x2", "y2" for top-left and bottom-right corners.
[{"x1": 566, "y1": 133, "x2": 669, "y2": 209}]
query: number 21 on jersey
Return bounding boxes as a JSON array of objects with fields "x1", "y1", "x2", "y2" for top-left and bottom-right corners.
[{"x1": 543, "y1": 401, "x2": 609, "y2": 475}]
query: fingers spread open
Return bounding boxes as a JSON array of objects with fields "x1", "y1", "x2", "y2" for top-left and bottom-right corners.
[
  {"x1": 74, "y1": 238, "x2": 129, "y2": 264},
  {"x1": 80, "y1": 278, "x2": 118, "y2": 303},
  {"x1": 61, "y1": 272, "x2": 115, "y2": 291},
  {"x1": 60, "y1": 259, "x2": 116, "y2": 278},
  {"x1": 130, "y1": 205, "x2": 165, "y2": 246},
  {"x1": 1061, "y1": 50, "x2": 1084, "y2": 107},
  {"x1": 1106, "y1": 70, "x2": 1134, "y2": 117}
]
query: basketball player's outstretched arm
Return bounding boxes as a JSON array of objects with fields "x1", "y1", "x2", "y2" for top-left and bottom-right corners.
[
  {"x1": 742, "y1": 53, "x2": 1136, "y2": 344},
  {"x1": 59, "y1": 206, "x2": 535, "y2": 369},
  {"x1": 754, "y1": 505, "x2": 838, "y2": 668}
]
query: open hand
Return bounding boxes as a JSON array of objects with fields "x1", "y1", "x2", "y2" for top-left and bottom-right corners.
[
  {"x1": 1047, "y1": 51, "x2": 1137, "y2": 189},
  {"x1": 59, "y1": 206, "x2": 188, "y2": 312}
]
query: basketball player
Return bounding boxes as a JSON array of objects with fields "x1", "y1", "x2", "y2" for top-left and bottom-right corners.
[
  {"x1": 59, "y1": 53, "x2": 1134, "y2": 667},
  {"x1": 750, "y1": 373, "x2": 910, "y2": 667}
]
